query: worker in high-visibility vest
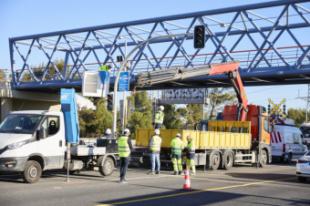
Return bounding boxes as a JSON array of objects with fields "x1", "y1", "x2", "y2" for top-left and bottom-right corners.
[
  {"x1": 148, "y1": 129, "x2": 162, "y2": 175},
  {"x1": 118, "y1": 128, "x2": 133, "y2": 183},
  {"x1": 154, "y1": 105, "x2": 165, "y2": 129},
  {"x1": 170, "y1": 133, "x2": 184, "y2": 175},
  {"x1": 101, "y1": 128, "x2": 112, "y2": 139},
  {"x1": 185, "y1": 135, "x2": 196, "y2": 175},
  {"x1": 99, "y1": 64, "x2": 111, "y2": 71}
]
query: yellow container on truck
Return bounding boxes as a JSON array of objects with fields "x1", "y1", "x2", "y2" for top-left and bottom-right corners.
[
  {"x1": 133, "y1": 121, "x2": 271, "y2": 170},
  {"x1": 135, "y1": 121, "x2": 251, "y2": 150}
]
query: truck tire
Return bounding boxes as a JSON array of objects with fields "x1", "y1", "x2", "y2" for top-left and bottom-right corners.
[
  {"x1": 23, "y1": 160, "x2": 42, "y2": 183},
  {"x1": 298, "y1": 176, "x2": 307, "y2": 183},
  {"x1": 209, "y1": 151, "x2": 221, "y2": 170},
  {"x1": 69, "y1": 170, "x2": 80, "y2": 175},
  {"x1": 98, "y1": 156, "x2": 115, "y2": 176},
  {"x1": 259, "y1": 149, "x2": 268, "y2": 167},
  {"x1": 222, "y1": 150, "x2": 234, "y2": 170}
]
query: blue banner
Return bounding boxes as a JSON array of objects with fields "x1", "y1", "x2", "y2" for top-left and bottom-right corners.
[
  {"x1": 99, "y1": 70, "x2": 109, "y2": 85},
  {"x1": 60, "y1": 88, "x2": 79, "y2": 144},
  {"x1": 98, "y1": 71, "x2": 110, "y2": 97},
  {"x1": 118, "y1": 72, "x2": 130, "y2": 91}
]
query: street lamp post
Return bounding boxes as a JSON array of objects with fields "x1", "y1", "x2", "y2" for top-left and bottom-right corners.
[{"x1": 112, "y1": 34, "x2": 179, "y2": 136}]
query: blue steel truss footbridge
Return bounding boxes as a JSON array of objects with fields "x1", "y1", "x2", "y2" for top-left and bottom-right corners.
[{"x1": 8, "y1": 0, "x2": 310, "y2": 91}]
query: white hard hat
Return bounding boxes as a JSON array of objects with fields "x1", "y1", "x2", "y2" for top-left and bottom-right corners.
[
  {"x1": 123, "y1": 128, "x2": 130, "y2": 136},
  {"x1": 154, "y1": 129, "x2": 160, "y2": 135},
  {"x1": 159, "y1": 105, "x2": 164, "y2": 111},
  {"x1": 176, "y1": 133, "x2": 181, "y2": 138},
  {"x1": 105, "y1": 128, "x2": 112, "y2": 135}
]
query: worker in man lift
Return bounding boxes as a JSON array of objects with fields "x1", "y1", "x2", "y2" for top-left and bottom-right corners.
[
  {"x1": 148, "y1": 129, "x2": 162, "y2": 175},
  {"x1": 154, "y1": 105, "x2": 165, "y2": 129},
  {"x1": 185, "y1": 135, "x2": 196, "y2": 175},
  {"x1": 99, "y1": 64, "x2": 111, "y2": 71},
  {"x1": 170, "y1": 133, "x2": 184, "y2": 175},
  {"x1": 118, "y1": 128, "x2": 133, "y2": 183}
]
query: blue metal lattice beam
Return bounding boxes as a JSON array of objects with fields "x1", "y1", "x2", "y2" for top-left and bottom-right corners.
[{"x1": 9, "y1": 0, "x2": 310, "y2": 90}]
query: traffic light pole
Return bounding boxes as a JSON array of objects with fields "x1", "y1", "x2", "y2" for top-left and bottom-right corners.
[{"x1": 112, "y1": 34, "x2": 178, "y2": 137}]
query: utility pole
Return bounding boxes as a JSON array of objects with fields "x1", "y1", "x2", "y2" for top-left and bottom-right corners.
[
  {"x1": 112, "y1": 34, "x2": 178, "y2": 136},
  {"x1": 296, "y1": 84, "x2": 310, "y2": 123}
]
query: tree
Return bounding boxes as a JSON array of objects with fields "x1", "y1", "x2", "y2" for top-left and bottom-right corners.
[
  {"x1": 207, "y1": 88, "x2": 235, "y2": 119},
  {"x1": 287, "y1": 108, "x2": 307, "y2": 126},
  {"x1": 186, "y1": 104, "x2": 203, "y2": 128},
  {"x1": 127, "y1": 91, "x2": 153, "y2": 137},
  {"x1": 78, "y1": 98, "x2": 112, "y2": 137},
  {"x1": 20, "y1": 59, "x2": 65, "y2": 82},
  {"x1": 94, "y1": 99, "x2": 113, "y2": 135},
  {"x1": 79, "y1": 108, "x2": 97, "y2": 137},
  {"x1": 163, "y1": 105, "x2": 184, "y2": 129}
]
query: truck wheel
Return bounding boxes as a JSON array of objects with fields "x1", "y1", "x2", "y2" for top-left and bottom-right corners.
[
  {"x1": 69, "y1": 170, "x2": 80, "y2": 175},
  {"x1": 298, "y1": 176, "x2": 307, "y2": 183},
  {"x1": 259, "y1": 150, "x2": 268, "y2": 167},
  {"x1": 23, "y1": 160, "x2": 42, "y2": 183},
  {"x1": 99, "y1": 156, "x2": 115, "y2": 176},
  {"x1": 209, "y1": 151, "x2": 221, "y2": 170},
  {"x1": 223, "y1": 151, "x2": 234, "y2": 170}
]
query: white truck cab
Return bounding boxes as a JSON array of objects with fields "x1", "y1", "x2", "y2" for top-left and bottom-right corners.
[
  {"x1": 0, "y1": 110, "x2": 66, "y2": 181},
  {"x1": 271, "y1": 124, "x2": 308, "y2": 163},
  {"x1": 0, "y1": 110, "x2": 117, "y2": 183}
]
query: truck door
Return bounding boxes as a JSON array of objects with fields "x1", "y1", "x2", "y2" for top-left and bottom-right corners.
[{"x1": 37, "y1": 116, "x2": 64, "y2": 169}]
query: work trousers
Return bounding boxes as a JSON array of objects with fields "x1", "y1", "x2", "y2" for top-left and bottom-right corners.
[
  {"x1": 186, "y1": 158, "x2": 196, "y2": 174},
  {"x1": 150, "y1": 153, "x2": 160, "y2": 172},
  {"x1": 171, "y1": 154, "x2": 182, "y2": 172},
  {"x1": 119, "y1": 157, "x2": 129, "y2": 181},
  {"x1": 154, "y1": 123, "x2": 162, "y2": 129}
]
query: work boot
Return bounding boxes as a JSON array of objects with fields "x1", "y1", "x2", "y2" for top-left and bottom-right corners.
[
  {"x1": 148, "y1": 171, "x2": 155, "y2": 175},
  {"x1": 178, "y1": 171, "x2": 182, "y2": 175},
  {"x1": 173, "y1": 171, "x2": 178, "y2": 175},
  {"x1": 119, "y1": 179, "x2": 128, "y2": 184},
  {"x1": 155, "y1": 171, "x2": 160, "y2": 175}
]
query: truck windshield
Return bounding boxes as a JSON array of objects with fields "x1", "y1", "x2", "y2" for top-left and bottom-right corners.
[
  {"x1": 0, "y1": 114, "x2": 43, "y2": 134},
  {"x1": 300, "y1": 126, "x2": 310, "y2": 138}
]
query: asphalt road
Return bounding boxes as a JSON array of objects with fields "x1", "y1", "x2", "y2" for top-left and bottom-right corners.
[{"x1": 0, "y1": 164, "x2": 309, "y2": 206}]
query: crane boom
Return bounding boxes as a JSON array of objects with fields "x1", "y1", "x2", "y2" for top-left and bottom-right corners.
[
  {"x1": 136, "y1": 61, "x2": 248, "y2": 121},
  {"x1": 209, "y1": 62, "x2": 248, "y2": 121}
]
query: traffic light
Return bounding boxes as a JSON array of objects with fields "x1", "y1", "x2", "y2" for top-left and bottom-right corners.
[
  {"x1": 267, "y1": 104, "x2": 271, "y2": 114},
  {"x1": 107, "y1": 94, "x2": 113, "y2": 111},
  {"x1": 283, "y1": 104, "x2": 286, "y2": 114},
  {"x1": 116, "y1": 55, "x2": 123, "y2": 62},
  {"x1": 194, "y1": 25, "x2": 205, "y2": 49}
]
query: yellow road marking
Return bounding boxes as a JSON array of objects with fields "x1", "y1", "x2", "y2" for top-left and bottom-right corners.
[{"x1": 96, "y1": 177, "x2": 295, "y2": 206}]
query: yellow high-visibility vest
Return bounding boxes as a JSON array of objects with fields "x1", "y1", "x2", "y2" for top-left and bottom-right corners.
[
  {"x1": 118, "y1": 136, "x2": 130, "y2": 157},
  {"x1": 170, "y1": 137, "x2": 183, "y2": 155},
  {"x1": 155, "y1": 111, "x2": 164, "y2": 124},
  {"x1": 150, "y1": 135, "x2": 162, "y2": 152},
  {"x1": 187, "y1": 140, "x2": 195, "y2": 153}
]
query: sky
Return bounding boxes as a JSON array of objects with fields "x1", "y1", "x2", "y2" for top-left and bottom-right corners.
[{"x1": 0, "y1": 0, "x2": 309, "y2": 110}]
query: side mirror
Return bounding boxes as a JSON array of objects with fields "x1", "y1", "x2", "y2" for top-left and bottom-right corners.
[{"x1": 36, "y1": 127, "x2": 47, "y2": 140}]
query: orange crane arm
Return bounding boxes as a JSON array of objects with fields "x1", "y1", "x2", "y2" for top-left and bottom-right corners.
[{"x1": 209, "y1": 62, "x2": 248, "y2": 121}]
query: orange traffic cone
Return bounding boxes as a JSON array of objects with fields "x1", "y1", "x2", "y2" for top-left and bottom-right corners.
[{"x1": 183, "y1": 170, "x2": 191, "y2": 190}]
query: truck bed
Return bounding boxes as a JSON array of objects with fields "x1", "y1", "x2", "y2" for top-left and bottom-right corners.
[{"x1": 71, "y1": 145, "x2": 106, "y2": 156}]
